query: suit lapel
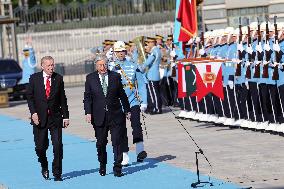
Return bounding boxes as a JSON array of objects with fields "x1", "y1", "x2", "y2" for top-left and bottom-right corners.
[
  {"x1": 49, "y1": 73, "x2": 56, "y2": 98},
  {"x1": 39, "y1": 71, "x2": 47, "y2": 101},
  {"x1": 94, "y1": 71, "x2": 105, "y2": 96},
  {"x1": 106, "y1": 71, "x2": 113, "y2": 97}
]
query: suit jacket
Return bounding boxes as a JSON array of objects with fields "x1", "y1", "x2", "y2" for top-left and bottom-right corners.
[
  {"x1": 84, "y1": 70, "x2": 130, "y2": 126},
  {"x1": 26, "y1": 71, "x2": 69, "y2": 128}
]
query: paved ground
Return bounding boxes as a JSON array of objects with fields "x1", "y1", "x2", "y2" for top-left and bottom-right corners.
[
  {"x1": 0, "y1": 114, "x2": 239, "y2": 189},
  {"x1": 1, "y1": 86, "x2": 284, "y2": 188}
]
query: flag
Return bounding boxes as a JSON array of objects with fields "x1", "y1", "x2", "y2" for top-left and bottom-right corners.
[
  {"x1": 177, "y1": 0, "x2": 198, "y2": 42},
  {"x1": 194, "y1": 62, "x2": 224, "y2": 102},
  {"x1": 178, "y1": 62, "x2": 186, "y2": 98},
  {"x1": 184, "y1": 64, "x2": 196, "y2": 96},
  {"x1": 174, "y1": 0, "x2": 183, "y2": 51},
  {"x1": 178, "y1": 62, "x2": 196, "y2": 98}
]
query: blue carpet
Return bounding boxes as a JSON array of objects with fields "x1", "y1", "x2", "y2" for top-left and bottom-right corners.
[{"x1": 0, "y1": 115, "x2": 241, "y2": 189}]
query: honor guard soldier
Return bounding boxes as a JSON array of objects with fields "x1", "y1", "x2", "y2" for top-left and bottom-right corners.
[
  {"x1": 142, "y1": 37, "x2": 163, "y2": 114},
  {"x1": 19, "y1": 37, "x2": 37, "y2": 86},
  {"x1": 221, "y1": 27, "x2": 237, "y2": 126},
  {"x1": 276, "y1": 22, "x2": 284, "y2": 134},
  {"x1": 155, "y1": 34, "x2": 164, "y2": 49},
  {"x1": 112, "y1": 41, "x2": 148, "y2": 165},
  {"x1": 106, "y1": 40, "x2": 117, "y2": 70},
  {"x1": 244, "y1": 21, "x2": 262, "y2": 130}
]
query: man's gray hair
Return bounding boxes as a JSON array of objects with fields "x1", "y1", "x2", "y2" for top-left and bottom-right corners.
[
  {"x1": 41, "y1": 56, "x2": 54, "y2": 66},
  {"x1": 94, "y1": 53, "x2": 108, "y2": 64}
]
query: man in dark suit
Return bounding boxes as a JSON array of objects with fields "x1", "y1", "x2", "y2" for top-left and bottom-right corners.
[
  {"x1": 26, "y1": 56, "x2": 69, "y2": 181},
  {"x1": 84, "y1": 54, "x2": 131, "y2": 177}
]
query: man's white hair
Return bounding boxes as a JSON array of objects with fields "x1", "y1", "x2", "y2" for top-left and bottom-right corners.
[{"x1": 94, "y1": 53, "x2": 108, "y2": 64}]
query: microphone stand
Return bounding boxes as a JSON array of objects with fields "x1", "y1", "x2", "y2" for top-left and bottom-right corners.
[
  {"x1": 191, "y1": 150, "x2": 214, "y2": 188},
  {"x1": 167, "y1": 106, "x2": 214, "y2": 188}
]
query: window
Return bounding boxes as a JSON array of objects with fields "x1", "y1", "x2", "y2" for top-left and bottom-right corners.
[{"x1": 227, "y1": 6, "x2": 268, "y2": 28}]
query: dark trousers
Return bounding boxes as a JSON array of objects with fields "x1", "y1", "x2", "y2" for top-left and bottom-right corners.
[
  {"x1": 160, "y1": 77, "x2": 173, "y2": 106},
  {"x1": 268, "y1": 84, "x2": 282, "y2": 123},
  {"x1": 259, "y1": 83, "x2": 274, "y2": 123},
  {"x1": 93, "y1": 112, "x2": 125, "y2": 173},
  {"x1": 223, "y1": 87, "x2": 233, "y2": 118},
  {"x1": 146, "y1": 81, "x2": 162, "y2": 113},
  {"x1": 184, "y1": 97, "x2": 192, "y2": 111},
  {"x1": 278, "y1": 85, "x2": 284, "y2": 123},
  {"x1": 205, "y1": 94, "x2": 215, "y2": 115},
  {"x1": 171, "y1": 79, "x2": 179, "y2": 106},
  {"x1": 121, "y1": 105, "x2": 143, "y2": 152},
  {"x1": 235, "y1": 84, "x2": 248, "y2": 120},
  {"x1": 248, "y1": 82, "x2": 263, "y2": 122},
  {"x1": 198, "y1": 98, "x2": 206, "y2": 114},
  {"x1": 222, "y1": 86, "x2": 238, "y2": 119},
  {"x1": 212, "y1": 95, "x2": 224, "y2": 117},
  {"x1": 33, "y1": 117, "x2": 63, "y2": 177}
]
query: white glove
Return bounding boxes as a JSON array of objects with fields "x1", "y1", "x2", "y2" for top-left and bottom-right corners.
[
  {"x1": 140, "y1": 104, "x2": 147, "y2": 112},
  {"x1": 263, "y1": 42, "x2": 270, "y2": 52},
  {"x1": 256, "y1": 43, "x2": 263, "y2": 53},
  {"x1": 255, "y1": 61, "x2": 261, "y2": 65},
  {"x1": 232, "y1": 58, "x2": 241, "y2": 63},
  {"x1": 245, "y1": 81, "x2": 249, "y2": 90},
  {"x1": 237, "y1": 43, "x2": 244, "y2": 52},
  {"x1": 108, "y1": 62, "x2": 115, "y2": 70},
  {"x1": 170, "y1": 50, "x2": 176, "y2": 58},
  {"x1": 263, "y1": 60, "x2": 269, "y2": 65},
  {"x1": 228, "y1": 80, "x2": 234, "y2": 89},
  {"x1": 106, "y1": 49, "x2": 113, "y2": 60},
  {"x1": 199, "y1": 48, "x2": 205, "y2": 56},
  {"x1": 246, "y1": 61, "x2": 251, "y2": 67},
  {"x1": 273, "y1": 62, "x2": 279, "y2": 67},
  {"x1": 195, "y1": 37, "x2": 201, "y2": 43},
  {"x1": 273, "y1": 41, "x2": 280, "y2": 52},
  {"x1": 246, "y1": 45, "x2": 253, "y2": 54},
  {"x1": 188, "y1": 38, "x2": 193, "y2": 45}
]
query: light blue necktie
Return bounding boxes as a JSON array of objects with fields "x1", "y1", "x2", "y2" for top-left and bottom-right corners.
[{"x1": 101, "y1": 75, "x2": 107, "y2": 96}]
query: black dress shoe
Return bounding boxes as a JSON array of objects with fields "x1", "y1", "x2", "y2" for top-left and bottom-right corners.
[
  {"x1": 99, "y1": 165, "x2": 106, "y2": 176},
  {"x1": 54, "y1": 176, "x2": 63, "y2": 181},
  {"x1": 114, "y1": 171, "x2": 124, "y2": 177},
  {"x1": 137, "y1": 151, "x2": 147, "y2": 162},
  {"x1": 41, "y1": 168, "x2": 49, "y2": 180}
]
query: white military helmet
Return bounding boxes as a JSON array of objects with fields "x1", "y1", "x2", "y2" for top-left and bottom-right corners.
[
  {"x1": 224, "y1": 27, "x2": 234, "y2": 35},
  {"x1": 276, "y1": 22, "x2": 284, "y2": 30},
  {"x1": 233, "y1": 28, "x2": 240, "y2": 36},
  {"x1": 278, "y1": 22, "x2": 284, "y2": 38},
  {"x1": 260, "y1": 22, "x2": 266, "y2": 31},
  {"x1": 218, "y1": 29, "x2": 225, "y2": 37},
  {"x1": 250, "y1": 22, "x2": 258, "y2": 31},
  {"x1": 241, "y1": 26, "x2": 248, "y2": 35},
  {"x1": 260, "y1": 21, "x2": 273, "y2": 32},
  {"x1": 113, "y1": 41, "x2": 126, "y2": 52},
  {"x1": 204, "y1": 31, "x2": 212, "y2": 39}
]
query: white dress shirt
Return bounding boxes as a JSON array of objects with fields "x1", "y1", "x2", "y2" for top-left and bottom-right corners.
[
  {"x1": 98, "y1": 73, "x2": 108, "y2": 87},
  {"x1": 43, "y1": 71, "x2": 51, "y2": 89}
]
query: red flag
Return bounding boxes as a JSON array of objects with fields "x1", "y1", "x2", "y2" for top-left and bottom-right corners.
[
  {"x1": 177, "y1": 62, "x2": 187, "y2": 98},
  {"x1": 195, "y1": 62, "x2": 224, "y2": 102},
  {"x1": 177, "y1": 0, "x2": 198, "y2": 42}
]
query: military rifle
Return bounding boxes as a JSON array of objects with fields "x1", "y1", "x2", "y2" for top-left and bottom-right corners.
[
  {"x1": 235, "y1": 17, "x2": 243, "y2": 76},
  {"x1": 272, "y1": 16, "x2": 280, "y2": 80},
  {"x1": 262, "y1": 16, "x2": 270, "y2": 78},
  {"x1": 246, "y1": 18, "x2": 252, "y2": 79},
  {"x1": 254, "y1": 18, "x2": 262, "y2": 78}
]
